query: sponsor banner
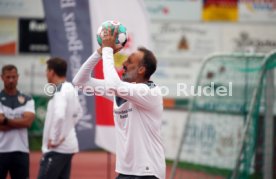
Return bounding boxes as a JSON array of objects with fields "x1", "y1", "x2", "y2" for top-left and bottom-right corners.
[
  {"x1": 144, "y1": 0, "x2": 202, "y2": 21},
  {"x1": 90, "y1": 0, "x2": 151, "y2": 153},
  {"x1": 162, "y1": 110, "x2": 244, "y2": 169},
  {"x1": 239, "y1": 0, "x2": 276, "y2": 22},
  {"x1": 0, "y1": 18, "x2": 17, "y2": 55},
  {"x1": 181, "y1": 112, "x2": 243, "y2": 169},
  {"x1": 150, "y1": 22, "x2": 221, "y2": 58},
  {"x1": 0, "y1": 56, "x2": 48, "y2": 95},
  {"x1": 152, "y1": 59, "x2": 202, "y2": 98},
  {"x1": 19, "y1": 18, "x2": 49, "y2": 54},
  {"x1": 0, "y1": 0, "x2": 44, "y2": 18},
  {"x1": 43, "y1": 0, "x2": 97, "y2": 150},
  {"x1": 150, "y1": 22, "x2": 221, "y2": 98},
  {"x1": 202, "y1": 0, "x2": 238, "y2": 21},
  {"x1": 151, "y1": 22, "x2": 276, "y2": 99},
  {"x1": 161, "y1": 109, "x2": 188, "y2": 159},
  {"x1": 222, "y1": 24, "x2": 276, "y2": 53}
]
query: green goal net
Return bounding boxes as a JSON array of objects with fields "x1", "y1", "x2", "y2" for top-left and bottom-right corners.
[{"x1": 170, "y1": 51, "x2": 276, "y2": 179}]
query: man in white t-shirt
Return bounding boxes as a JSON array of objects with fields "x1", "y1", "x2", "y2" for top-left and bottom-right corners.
[
  {"x1": 73, "y1": 27, "x2": 166, "y2": 179},
  {"x1": 37, "y1": 58, "x2": 82, "y2": 179},
  {"x1": 0, "y1": 64, "x2": 35, "y2": 179}
]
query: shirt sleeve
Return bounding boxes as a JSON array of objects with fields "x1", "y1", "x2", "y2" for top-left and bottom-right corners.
[
  {"x1": 24, "y1": 99, "x2": 35, "y2": 113},
  {"x1": 72, "y1": 51, "x2": 113, "y2": 101},
  {"x1": 102, "y1": 47, "x2": 162, "y2": 109},
  {"x1": 49, "y1": 92, "x2": 67, "y2": 145},
  {"x1": 72, "y1": 92, "x2": 83, "y2": 124}
]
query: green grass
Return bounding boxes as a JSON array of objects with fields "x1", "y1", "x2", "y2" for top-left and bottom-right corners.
[
  {"x1": 166, "y1": 160, "x2": 231, "y2": 177},
  {"x1": 166, "y1": 160, "x2": 263, "y2": 179}
]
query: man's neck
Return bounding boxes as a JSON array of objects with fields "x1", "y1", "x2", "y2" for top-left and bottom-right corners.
[
  {"x1": 134, "y1": 77, "x2": 148, "y2": 83},
  {"x1": 3, "y1": 88, "x2": 17, "y2": 96},
  {"x1": 52, "y1": 77, "x2": 66, "y2": 85}
]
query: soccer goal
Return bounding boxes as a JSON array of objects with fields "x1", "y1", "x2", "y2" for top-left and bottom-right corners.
[{"x1": 170, "y1": 51, "x2": 276, "y2": 179}]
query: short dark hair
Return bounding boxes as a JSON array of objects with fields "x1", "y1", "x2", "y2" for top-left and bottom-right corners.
[
  {"x1": 138, "y1": 47, "x2": 157, "y2": 80},
  {"x1": 47, "y1": 57, "x2": 67, "y2": 77},
  {"x1": 1, "y1": 64, "x2": 18, "y2": 75}
]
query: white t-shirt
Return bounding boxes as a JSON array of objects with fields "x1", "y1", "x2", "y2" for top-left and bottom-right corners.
[
  {"x1": 0, "y1": 91, "x2": 35, "y2": 153},
  {"x1": 73, "y1": 48, "x2": 166, "y2": 179},
  {"x1": 42, "y1": 82, "x2": 82, "y2": 154}
]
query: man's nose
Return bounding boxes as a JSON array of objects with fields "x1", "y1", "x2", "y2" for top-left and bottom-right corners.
[{"x1": 9, "y1": 78, "x2": 14, "y2": 82}]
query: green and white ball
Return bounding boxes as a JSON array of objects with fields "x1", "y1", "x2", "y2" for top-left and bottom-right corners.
[{"x1": 97, "y1": 20, "x2": 128, "y2": 46}]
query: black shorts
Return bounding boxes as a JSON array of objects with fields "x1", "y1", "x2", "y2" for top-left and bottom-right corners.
[
  {"x1": 0, "y1": 151, "x2": 29, "y2": 179},
  {"x1": 116, "y1": 173, "x2": 158, "y2": 179},
  {"x1": 37, "y1": 151, "x2": 73, "y2": 179}
]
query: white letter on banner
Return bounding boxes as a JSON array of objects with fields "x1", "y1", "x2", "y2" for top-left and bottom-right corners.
[{"x1": 60, "y1": 0, "x2": 76, "y2": 8}]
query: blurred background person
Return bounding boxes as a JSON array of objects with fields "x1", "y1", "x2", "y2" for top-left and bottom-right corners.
[
  {"x1": 37, "y1": 58, "x2": 82, "y2": 179},
  {"x1": 0, "y1": 64, "x2": 36, "y2": 179}
]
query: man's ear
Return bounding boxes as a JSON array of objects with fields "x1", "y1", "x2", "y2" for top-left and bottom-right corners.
[
  {"x1": 49, "y1": 69, "x2": 54, "y2": 74},
  {"x1": 138, "y1": 66, "x2": 146, "y2": 75},
  {"x1": 48, "y1": 69, "x2": 55, "y2": 77}
]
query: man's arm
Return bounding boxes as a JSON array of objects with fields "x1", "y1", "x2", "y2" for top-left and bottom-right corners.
[
  {"x1": 0, "y1": 113, "x2": 12, "y2": 131},
  {"x1": 0, "y1": 125, "x2": 12, "y2": 131},
  {"x1": 100, "y1": 27, "x2": 162, "y2": 109},
  {"x1": 72, "y1": 50, "x2": 113, "y2": 101},
  {"x1": 0, "y1": 98, "x2": 35, "y2": 130},
  {"x1": 48, "y1": 92, "x2": 67, "y2": 147},
  {"x1": 73, "y1": 50, "x2": 101, "y2": 86},
  {"x1": 47, "y1": 138, "x2": 65, "y2": 149},
  {"x1": 0, "y1": 104, "x2": 8, "y2": 130},
  {"x1": 6, "y1": 112, "x2": 35, "y2": 128},
  {"x1": 0, "y1": 112, "x2": 34, "y2": 130}
]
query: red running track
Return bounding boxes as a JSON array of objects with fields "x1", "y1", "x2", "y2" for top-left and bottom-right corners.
[{"x1": 7, "y1": 151, "x2": 224, "y2": 179}]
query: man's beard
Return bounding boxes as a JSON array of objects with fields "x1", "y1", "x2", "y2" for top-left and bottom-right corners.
[
  {"x1": 5, "y1": 83, "x2": 16, "y2": 90},
  {"x1": 122, "y1": 73, "x2": 129, "y2": 81},
  {"x1": 122, "y1": 72, "x2": 135, "y2": 82}
]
